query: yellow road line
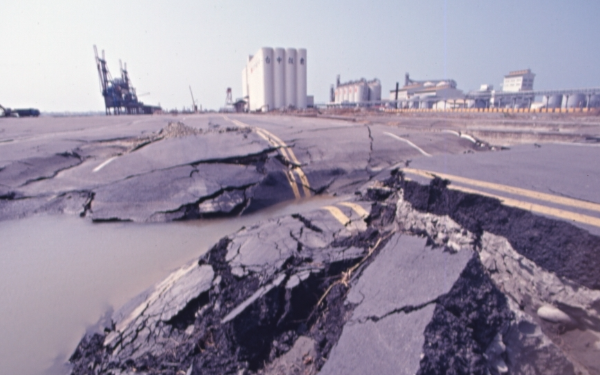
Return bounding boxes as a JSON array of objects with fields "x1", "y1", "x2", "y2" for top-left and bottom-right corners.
[
  {"x1": 284, "y1": 170, "x2": 302, "y2": 199},
  {"x1": 447, "y1": 184, "x2": 600, "y2": 228},
  {"x1": 321, "y1": 206, "x2": 351, "y2": 226},
  {"x1": 225, "y1": 118, "x2": 312, "y2": 198},
  {"x1": 259, "y1": 130, "x2": 312, "y2": 197},
  {"x1": 403, "y1": 167, "x2": 600, "y2": 214},
  {"x1": 338, "y1": 201, "x2": 370, "y2": 218},
  {"x1": 256, "y1": 128, "x2": 312, "y2": 196}
]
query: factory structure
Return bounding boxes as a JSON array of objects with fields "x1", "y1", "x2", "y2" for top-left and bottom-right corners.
[
  {"x1": 93, "y1": 46, "x2": 161, "y2": 115},
  {"x1": 372, "y1": 68, "x2": 600, "y2": 111},
  {"x1": 332, "y1": 76, "x2": 382, "y2": 104},
  {"x1": 242, "y1": 47, "x2": 308, "y2": 111},
  {"x1": 236, "y1": 46, "x2": 600, "y2": 113},
  {"x1": 387, "y1": 74, "x2": 464, "y2": 109}
]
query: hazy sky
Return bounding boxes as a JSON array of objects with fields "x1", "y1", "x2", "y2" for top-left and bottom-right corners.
[{"x1": 2, "y1": 0, "x2": 599, "y2": 112}]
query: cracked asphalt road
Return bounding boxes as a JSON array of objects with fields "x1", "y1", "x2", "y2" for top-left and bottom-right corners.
[
  {"x1": 0, "y1": 113, "x2": 481, "y2": 222},
  {"x1": 2, "y1": 112, "x2": 600, "y2": 374}
]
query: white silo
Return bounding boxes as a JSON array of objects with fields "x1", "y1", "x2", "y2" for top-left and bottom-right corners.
[
  {"x1": 296, "y1": 48, "x2": 307, "y2": 109},
  {"x1": 285, "y1": 48, "x2": 297, "y2": 108},
  {"x1": 262, "y1": 47, "x2": 275, "y2": 111},
  {"x1": 357, "y1": 82, "x2": 368, "y2": 104},
  {"x1": 273, "y1": 47, "x2": 286, "y2": 110},
  {"x1": 368, "y1": 80, "x2": 382, "y2": 102},
  {"x1": 343, "y1": 86, "x2": 349, "y2": 102}
]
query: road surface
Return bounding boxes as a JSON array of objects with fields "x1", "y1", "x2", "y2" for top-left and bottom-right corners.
[{"x1": 1, "y1": 112, "x2": 599, "y2": 375}]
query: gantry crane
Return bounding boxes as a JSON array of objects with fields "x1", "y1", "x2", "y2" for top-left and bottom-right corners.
[{"x1": 93, "y1": 45, "x2": 160, "y2": 115}]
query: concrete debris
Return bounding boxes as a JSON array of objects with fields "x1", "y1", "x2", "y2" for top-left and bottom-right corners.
[
  {"x1": 393, "y1": 176, "x2": 600, "y2": 374},
  {"x1": 67, "y1": 169, "x2": 600, "y2": 374}
]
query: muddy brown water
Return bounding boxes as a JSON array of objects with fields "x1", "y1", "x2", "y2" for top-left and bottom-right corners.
[{"x1": 0, "y1": 196, "x2": 342, "y2": 375}]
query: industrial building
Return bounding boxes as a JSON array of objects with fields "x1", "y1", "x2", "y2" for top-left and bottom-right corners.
[
  {"x1": 502, "y1": 69, "x2": 535, "y2": 92},
  {"x1": 332, "y1": 76, "x2": 382, "y2": 105},
  {"x1": 242, "y1": 47, "x2": 307, "y2": 111},
  {"x1": 388, "y1": 73, "x2": 464, "y2": 109}
]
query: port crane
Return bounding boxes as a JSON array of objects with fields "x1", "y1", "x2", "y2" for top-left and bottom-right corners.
[{"x1": 93, "y1": 45, "x2": 160, "y2": 115}]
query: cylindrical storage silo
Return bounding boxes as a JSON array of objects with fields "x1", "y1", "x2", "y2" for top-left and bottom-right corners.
[
  {"x1": 273, "y1": 48, "x2": 286, "y2": 110},
  {"x1": 343, "y1": 86, "x2": 349, "y2": 102},
  {"x1": 261, "y1": 47, "x2": 274, "y2": 111},
  {"x1": 357, "y1": 83, "x2": 368, "y2": 104},
  {"x1": 296, "y1": 48, "x2": 307, "y2": 109},
  {"x1": 567, "y1": 94, "x2": 585, "y2": 109},
  {"x1": 368, "y1": 80, "x2": 382, "y2": 102},
  {"x1": 285, "y1": 48, "x2": 297, "y2": 108}
]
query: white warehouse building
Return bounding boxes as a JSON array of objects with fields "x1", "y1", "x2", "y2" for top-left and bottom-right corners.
[
  {"x1": 333, "y1": 76, "x2": 382, "y2": 104},
  {"x1": 242, "y1": 47, "x2": 307, "y2": 111}
]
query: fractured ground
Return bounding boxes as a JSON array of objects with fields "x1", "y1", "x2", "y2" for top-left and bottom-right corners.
[{"x1": 69, "y1": 170, "x2": 600, "y2": 375}]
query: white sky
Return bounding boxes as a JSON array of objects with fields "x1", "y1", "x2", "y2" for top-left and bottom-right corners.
[{"x1": 1, "y1": 0, "x2": 599, "y2": 112}]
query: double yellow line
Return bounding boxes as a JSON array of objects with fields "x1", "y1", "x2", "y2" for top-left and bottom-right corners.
[
  {"x1": 225, "y1": 117, "x2": 311, "y2": 199},
  {"x1": 403, "y1": 167, "x2": 600, "y2": 228},
  {"x1": 321, "y1": 201, "x2": 370, "y2": 226}
]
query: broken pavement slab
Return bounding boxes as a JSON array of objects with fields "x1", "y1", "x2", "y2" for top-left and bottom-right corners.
[
  {"x1": 320, "y1": 233, "x2": 472, "y2": 375},
  {"x1": 90, "y1": 163, "x2": 264, "y2": 222},
  {"x1": 67, "y1": 169, "x2": 600, "y2": 375}
]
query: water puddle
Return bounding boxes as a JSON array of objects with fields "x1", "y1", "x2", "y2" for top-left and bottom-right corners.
[{"x1": 0, "y1": 195, "x2": 344, "y2": 375}]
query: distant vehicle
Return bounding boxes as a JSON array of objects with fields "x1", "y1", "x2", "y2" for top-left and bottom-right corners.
[
  {"x1": 14, "y1": 108, "x2": 40, "y2": 117},
  {"x1": 0, "y1": 104, "x2": 40, "y2": 117}
]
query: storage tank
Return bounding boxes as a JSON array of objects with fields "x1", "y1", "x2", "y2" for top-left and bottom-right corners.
[
  {"x1": 567, "y1": 94, "x2": 585, "y2": 109},
  {"x1": 357, "y1": 82, "x2": 368, "y2": 104},
  {"x1": 273, "y1": 48, "x2": 286, "y2": 110},
  {"x1": 296, "y1": 48, "x2": 307, "y2": 109},
  {"x1": 368, "y1": 80, "x2": 382, "y2": 102},
  {"x1": 285, "y1": 48, "x2": 297, "y2": 108},
  {"x1": 261, "y1": 47, "x2": 274, "y2": 111},
  {"x1": 589, "y1": 94, "x2": 600, "y2": 108},
  {"x1": 543, "y1": 95, "x2": 563, "y2": 109}
]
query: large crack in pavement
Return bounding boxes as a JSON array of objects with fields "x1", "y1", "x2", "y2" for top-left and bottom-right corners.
[
  {"x1": 68, "y1": 167, "x2": 600, "y2": 374},
  {"x1": 0, "y1": 122, "x2": 301, "y2": 222}
]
